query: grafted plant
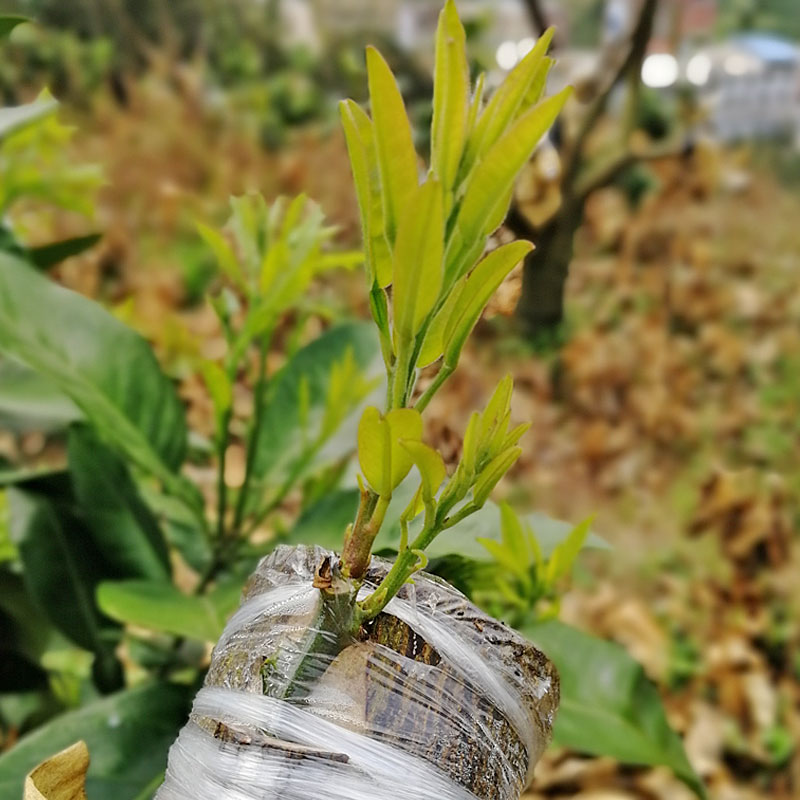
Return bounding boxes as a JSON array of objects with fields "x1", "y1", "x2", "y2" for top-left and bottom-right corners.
[{"x1": 311, "y1": 0, "x2": 570, "y2": 640}]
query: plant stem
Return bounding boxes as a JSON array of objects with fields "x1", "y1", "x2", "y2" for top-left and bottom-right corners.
[
  {"x1": 355, "y1": 517, "x2": 440, "y2": 624},
  {"x1": 340, "y1": 491, "x2": 389, "y2": 579},
  {"x1": 414, "y1": 363, "x2": 454, "y2": 413},
  {"x1": 390, "y1": 340, "x2": 413, "y2": 408},
  {"x1": 214, "y1": 405, "x2": 233, "y2": 543},
  {"x1": 231, "y1": 333, "x2": 271, "y2": 537}
]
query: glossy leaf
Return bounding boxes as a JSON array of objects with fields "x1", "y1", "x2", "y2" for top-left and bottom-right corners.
[
  {"x1": 463, "y1": 28, "x2": 555, "y2": 171},
  {"x1": 358, "y1": 407, "x2": 423, "y2": 496},
  {"x1": 340, "y1": 100, "x2": 392, "y2": 287},
  {"x1": 366, "y1": 46, "x2": 419, "y2": 244},
  {"x1": 68, "y1": 427, "x2": 170, "y2": 582},
  {"x1": 0, "y1": 682, "x2": 192, "y2": 800},
  {"x1": 524, "y1": 619, "x2": 707, "y2": 799},
  {"x1": 0, "y1": 254, "x2": 188, "y2": 481},
  {"x1": 472, "y1": 446, "x2": 521, "y2": 507},
  {"x1": 446, "y1": 88, "x2": 572, "y2": 284},
  {"x1": 400, "y1": 440, "x2": 446, "y2": 500},
  {"x1": 97, "y1": 579, "x2": 240, "y2": 642},
  {"x1": 442, "y1": 241, "x2": 533, "y2": 367},
  {"x1": 391, "y1": 178, "x2": 444, "y2": 343},
  {"x1": 431, "y1": 0, "x2": 469, "y2": 191}
]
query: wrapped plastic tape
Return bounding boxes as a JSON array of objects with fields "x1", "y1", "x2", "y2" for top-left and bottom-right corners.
[{"x1": 156, "y1": 545, "x2": 559, "y2": 800}]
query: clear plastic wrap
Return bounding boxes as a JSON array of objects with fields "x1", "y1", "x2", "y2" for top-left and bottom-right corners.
[{"x1": 155, "y1": 545, "x2": 559, "y2": 800}]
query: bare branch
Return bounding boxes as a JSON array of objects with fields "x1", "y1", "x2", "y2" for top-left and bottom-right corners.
[{"x1": 562, "y1": 0, "x2": 659, "y2": 188}]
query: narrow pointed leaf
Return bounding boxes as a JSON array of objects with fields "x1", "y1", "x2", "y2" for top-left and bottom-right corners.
[
  {"x1": 446, "y1": 87, "x2": 571, "y2": 283},
  {"x1": 473, "y1": 446, "x2": 521, "y2": 506},
  {"x1": 392, "y1": 178, "x2": 444, "y2": 343},
  {"x1": 431, "y1": 0, "x2": 469, "y2": 191},
  {"x1": 545, "y1": 515, "x2": 593, "y2": 585},
  {"x1": 196, "y1": 221, "x2": 245, "y2": 291},
  {"x1": 464, "y1": 28, "x2": 555, "y2": 170},
  {"x1": 366, "y1": 46, "x2": 419, "y2": 244},
  {"x1": 443, "y1": 241, "x2": 532, "y2": 366},
  {"x1": 340, "y1": 100, "x2": 392, "y2": 286}
]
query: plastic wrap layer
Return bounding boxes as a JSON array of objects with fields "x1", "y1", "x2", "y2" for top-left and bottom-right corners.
[{"x1": 156, "y1": 544, "x2": 559, "y2": 800}]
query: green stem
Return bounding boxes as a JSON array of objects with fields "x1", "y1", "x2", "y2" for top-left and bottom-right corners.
[
  {"x1": 390, "y1": 341, "x2": 413, "y2": 408},
  {"x1": 214, "y1": 406, "x2": 233, "y2": 543},
  {"x1": 356, "y1": 518, "x2": 440, "y2": 624},
  {"x1": 231, "y1": 333, "x2": 271, "y2": 537},
  {"x1": 414, "y1": 363, "x2": 454, "y2": 413}
]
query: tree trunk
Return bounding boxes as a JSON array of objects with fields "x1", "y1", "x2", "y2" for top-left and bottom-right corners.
[{"x1": 515, "y1": 204, "x2": 582, "y2": 338}]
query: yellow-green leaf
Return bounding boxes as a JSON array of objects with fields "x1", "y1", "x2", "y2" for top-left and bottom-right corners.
[
  {"x1": 545, "y1": 515, "x2": 593, "y2": 585},
  {"x1": 473, "y1": 446, "x2": 522, "y2": 507},
  {"x1": 442, "y1": 240, "x2": 533, "y2": 367},
  {"x1": 24, "y1": 741, "x2": 88, "y2": 800},
  {"x1": 392, "y1": 178, "x2": 444, "y2": 344},
  {"x1": 446, "y1": 87, "x2": 571, "y2": 284},
  {"x1": 400, "y1": 439, "x2": 446, "y2": 500},
  {"x1": 195, "y1": 221, "x2": 245, "y2": 291},
  {"x1": 339, "y1": 99, "x2": 392, "y2": 286},
  {"x1": 366, "y1": 46, "x2": 419, "y2": 245},
  {"x1": 358, "y1": 406, "x2": 423, "y2": 496},
  {"x1": 199, "y1": 361, "x2": 232, "y2": 421},
  {"x1": 463, "y1": 27, "x2": 555, "y2": 172},
  {"x1": 431, "y1": 0, "x2": 469, "y2": 191},
  {"x1": 478, "y1": 374, "x2": 514, "y2": 449}
]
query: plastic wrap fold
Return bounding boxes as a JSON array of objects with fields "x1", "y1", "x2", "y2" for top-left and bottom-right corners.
[{"x1": 156, "y1": 544, "x2": 559, "y2": 800}]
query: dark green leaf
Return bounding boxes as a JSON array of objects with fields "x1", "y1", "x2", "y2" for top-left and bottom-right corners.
[
  {"x1": 0, "y1": 572, "x2": 51, "y2": 693},
  {"x1": 68, "y1": 426, "x2": 170, "y2": 582},
  {"x1": 97, "y1": 578, "x2": 241, "y2": 642},
  {"x1": 252, "y1": 321, "x2": 379, "y2": 484},
  {"x1": 0, "y1": 15, "x2": 28, "y2": 38},
  {"x1": 524, "y1": 619, "x2": 707, "y2": 799},
  {"x1": 0, "y1": 254, "x2": 190, "y2": 492},
  {"x1": 27, "y1": 233, "x2": 102, "y2": 270},
  {"x1": 0, "y1": 682, "x2": 192, "y2": 800},
  {"x1": 7, "y1": 477, "x2": 119, "y2": 654}
]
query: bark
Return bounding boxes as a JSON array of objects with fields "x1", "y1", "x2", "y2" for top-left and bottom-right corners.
[{"x1": 511, "y1": 202, "x2": 583, "y2": 337}]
